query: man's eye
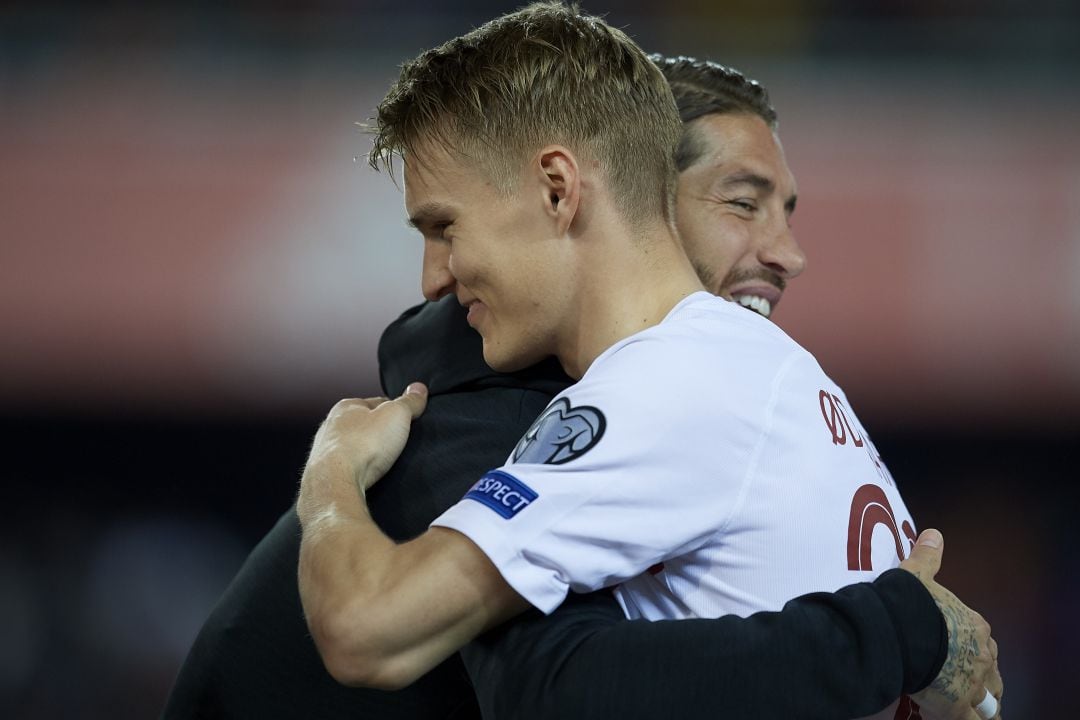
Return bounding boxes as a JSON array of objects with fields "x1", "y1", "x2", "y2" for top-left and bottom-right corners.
[
  {"x1": 425, "y1": 222, "x2": 453, "y2": 240},
  {"x1": 728, "y1": 200, "x2": 755, "y2": 212}
]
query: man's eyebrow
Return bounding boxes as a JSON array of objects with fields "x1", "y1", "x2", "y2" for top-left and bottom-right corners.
[
  {"x1": 406, "y1": 203, "x2": 453, "y2": 230},
  {"x1": 723, "y1": 170, "x2": 798, "y2": 215},
  {"x1": 721, "y1": 171, "x2": 775, "y2": 193}
]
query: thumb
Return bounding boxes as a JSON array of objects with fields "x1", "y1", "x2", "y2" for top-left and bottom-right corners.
[
  {"x1": 396, "y1": 382, "x2": 429, "y2": 418},
  {"x1": 900, "y1": 528, "x2": 944, "y2": 580}
]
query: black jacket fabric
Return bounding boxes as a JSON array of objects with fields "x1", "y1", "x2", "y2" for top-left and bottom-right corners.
[
  {"x1": 162, "y1": 297, "x2": 566, "y2": 719},
  {"x1": 163, "y1": 296, "x2": 945, "y2": 720},
  {"x1": 463, "y1": 568, "x2": 944, "y2": 719}
]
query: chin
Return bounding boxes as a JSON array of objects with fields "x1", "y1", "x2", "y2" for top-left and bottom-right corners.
[
  {"x1": 482, "y1": 341, "x2": 542, "y2": 374},
  {"x1": 482, "y1": 349, "x2": 528, "y2": 373}
]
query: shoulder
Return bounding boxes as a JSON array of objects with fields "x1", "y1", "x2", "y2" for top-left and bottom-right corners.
[
  {"x1": 560, "y1": 295, "x2": 842, "y2": 454},
  {"x1": 378, "y1": 297, "x2": 484, "y2": 395},
  {"x1": 592, "y1": 294, "x2": 810, "y2": 394}
]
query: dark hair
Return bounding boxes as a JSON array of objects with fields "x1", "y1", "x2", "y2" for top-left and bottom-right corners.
[
  {"x1": 651, "y1": 54, "x2": 778, "y2": 171},
  {"x1": 371, "y1": 2, "x2": 682, "y2": 225}
]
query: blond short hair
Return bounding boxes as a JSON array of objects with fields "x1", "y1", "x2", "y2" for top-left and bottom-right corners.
[{"x1": 370, "y1": 2, "x2": 682, "y2": 225}]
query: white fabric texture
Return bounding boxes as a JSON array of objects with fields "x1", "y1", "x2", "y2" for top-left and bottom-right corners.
[{"x1": 432, "y1": 292, "x2": 916, "y2": 619}]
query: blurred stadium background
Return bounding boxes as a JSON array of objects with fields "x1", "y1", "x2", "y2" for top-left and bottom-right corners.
[{"x1": 2, "y1": 1, "x2": 1077, "y2": 717}]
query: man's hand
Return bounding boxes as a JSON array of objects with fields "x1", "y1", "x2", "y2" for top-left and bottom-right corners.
[
  {"x1": 902, "y1": 529, "x2": 1003, "y2": 720},
  {"x1": 308, "y1": 382, "x2": 429, "y2": 490},
  {"x1": 295, "y1": 380, "x2": 526, "y2": 689}
]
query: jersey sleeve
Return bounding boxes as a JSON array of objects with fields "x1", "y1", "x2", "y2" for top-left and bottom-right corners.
[{"x1": 432, "y1": 332, "x2": 803, "y2": 612}]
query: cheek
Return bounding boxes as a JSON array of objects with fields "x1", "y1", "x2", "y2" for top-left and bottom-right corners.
[
  {"x1": 710, "y1": 217, "x2": 754, "y2": 263},
  {"x1": 682, "y1": 216, "x2": 747, "y2": 271},
  {"x1": 447, "y1": 242, "x2": 483, "y2": 286}
]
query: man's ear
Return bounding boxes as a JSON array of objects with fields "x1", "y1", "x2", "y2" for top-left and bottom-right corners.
[{"x1": 536, "y1": 146, "x2": 580, "y2": 235}]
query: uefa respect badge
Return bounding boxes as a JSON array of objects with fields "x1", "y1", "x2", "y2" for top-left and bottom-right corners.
[{"x1": 464, "y1": 470, "x2": 538, "y2": 519}]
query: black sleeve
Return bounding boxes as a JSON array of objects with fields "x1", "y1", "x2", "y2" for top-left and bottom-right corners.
[{"x1": 462, "y1": 568, "x2": 947, "y2": 720}]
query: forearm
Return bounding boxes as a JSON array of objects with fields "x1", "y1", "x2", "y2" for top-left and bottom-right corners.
[
  {"x1": 298, "y1": 457, "x2": 524, "y2": 690},
  {"x1": 463, "y1": 569, "x2": 946, "y2": 720},
  {"x1": 297, "y1": 473, "x2": 402, "y2": 687}
]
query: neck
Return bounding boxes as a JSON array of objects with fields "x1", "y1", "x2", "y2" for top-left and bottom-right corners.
[{"x1": 556, "y1": 217, "x2": 705, "y2": 379}]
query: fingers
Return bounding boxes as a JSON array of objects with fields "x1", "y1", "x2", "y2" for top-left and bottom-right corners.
[
  {"x1": 984, "y1": 654, "x2": 1004, "y2": 717},
  {"x1": 899, "y1": 528, "x2": 944, "y2": 580},
  {"x1": 967, "y1": 630, "x2": 1002, "y2": 720},
  {"x1": 329, "y1": 396, "x2": 385, "y2": 415},
  {"x1": 370, "y1": 382, "x2": 428, "y2": 418},
  {"x1": 331, "y1": 384, "x2": 428, "y2": 416},
  {"x1": 985, "y1": 653, "x2": 1002, "y2": 697},
  {"x1": 399, "y1": 382, "x2": 429, "y2": 417},
  {"x1": 973, "y1": 688, "x2": 998, "y2": 720},
  {"x1": 944, "y1": 695, "x2": 1001, "y2": 720}
]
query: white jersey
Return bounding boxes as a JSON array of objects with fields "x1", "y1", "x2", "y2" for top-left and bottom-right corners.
[{"x1": 432, "y1": 292, "x2": 917, "y2": 624}]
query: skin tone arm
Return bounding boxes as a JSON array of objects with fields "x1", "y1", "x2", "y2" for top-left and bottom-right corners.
[
  {"x1": 297, "y1": 383, "x2": 1003, "y2": 719},
  {"x1": 296, "y1": 384, "x2": 528, "y2": 690}
]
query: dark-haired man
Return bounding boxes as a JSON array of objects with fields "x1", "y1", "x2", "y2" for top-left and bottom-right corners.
[
  {"x1": 660, "y1": 54, "x2": 805, "y2": 320},
  {"x1": 295, "y1": 4, "x2": 1000, "y2": 720}
]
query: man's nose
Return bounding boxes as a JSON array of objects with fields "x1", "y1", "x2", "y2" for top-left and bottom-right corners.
[
  {"x1": 758, "y1": 221, "x2": 807, "y2": 280},
  {"x1": 421, "y1": 241, "x2": 456, "y2": 301}
]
